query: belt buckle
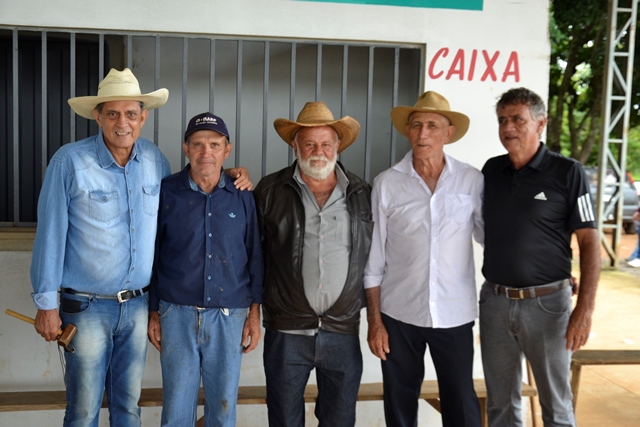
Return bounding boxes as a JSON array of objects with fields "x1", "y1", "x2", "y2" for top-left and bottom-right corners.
[
  {"x1": 506, "y1": 288, "x2": 525, "y2": 300},
  {"x1": 116, "y1": 290, "x2": 130, "y2": 303}
]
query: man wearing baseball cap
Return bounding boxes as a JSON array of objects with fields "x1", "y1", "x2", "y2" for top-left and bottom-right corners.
[
  {"x1": 148, "y1": 112, "x2": 263, "y2": 427},
  {"x1": 253, "y1": 102, "x2": 372, "y2": 427},
  {"x1": 364, "y1": 91, "x2": 483, "y2": 427}
]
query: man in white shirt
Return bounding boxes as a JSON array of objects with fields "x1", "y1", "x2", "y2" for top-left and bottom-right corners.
[{"x1": 364, "y1": 91, "x2": 484, "y2": 427}]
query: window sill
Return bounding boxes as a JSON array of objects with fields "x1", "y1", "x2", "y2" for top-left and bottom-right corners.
[{"x1": 0, "y1": 228, "x2": 36, "y2": 252}]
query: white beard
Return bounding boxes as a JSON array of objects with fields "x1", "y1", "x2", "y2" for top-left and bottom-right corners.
[{"x1": 296, "y1": 153, "x2": 337, "y2": 180}]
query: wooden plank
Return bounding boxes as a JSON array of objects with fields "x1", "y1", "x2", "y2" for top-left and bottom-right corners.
[
  {"x1": 0, "y1": 379, "x2": 537, "y2": 412},
  {"x1": 571, "y1": 349, "x2": 640, "y2": 409},
  {"x1": 571, "y1": 349, "x2": 640, "y2": 366}
]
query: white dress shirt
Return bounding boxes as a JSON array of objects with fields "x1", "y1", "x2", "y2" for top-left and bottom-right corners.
[{"x1": 364, "y1": 150, "x2": 484, "y2": 328}]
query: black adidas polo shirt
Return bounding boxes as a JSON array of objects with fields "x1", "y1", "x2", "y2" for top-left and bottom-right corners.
[{"x1": 482, "y1": 143, "x2": 596, "y2": 288}]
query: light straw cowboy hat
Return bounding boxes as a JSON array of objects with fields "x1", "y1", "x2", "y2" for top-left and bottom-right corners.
[
  {"x1": 390, "y1": 91, "x2": 470, "y2": 143},
  {"x1": 273, "y1": 102, "x2": 360, "y2": 154},
  {"x1": 68, "y1": 68, "x2": 169, "y2": 119}
]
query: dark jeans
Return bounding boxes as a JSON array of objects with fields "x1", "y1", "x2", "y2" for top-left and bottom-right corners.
[
  {"x1": 263, "y1": 329, "x2": 363, "y2": 427},
  {"x1": 381, "y1": 313, "x2": 481, "y2": 427}
]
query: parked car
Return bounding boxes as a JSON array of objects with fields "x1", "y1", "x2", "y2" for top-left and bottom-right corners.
[{"x1": 585, "y1": 166, "x2": 639, "y2": 234}]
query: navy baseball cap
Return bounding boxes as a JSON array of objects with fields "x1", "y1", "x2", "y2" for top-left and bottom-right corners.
[{"x1": 184, "y1": 112, "x2": 230, "y2": 141}]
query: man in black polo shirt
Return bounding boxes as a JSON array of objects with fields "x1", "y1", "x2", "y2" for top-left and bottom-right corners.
[{"x1": 480, "y1": 87, "x2": 600, "y2": 427}]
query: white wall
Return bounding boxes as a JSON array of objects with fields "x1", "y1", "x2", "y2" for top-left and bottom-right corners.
[{"x1": 0, "y1": 0, "x2": 549, "y2": 425}]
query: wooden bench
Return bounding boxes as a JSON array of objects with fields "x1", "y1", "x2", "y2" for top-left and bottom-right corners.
[
  {"x1": 0, "y1": 380, "x2": 537, "y2": 427},
  {"x1": 570, "y1": 349, "x2": 640, "y2": 409}
]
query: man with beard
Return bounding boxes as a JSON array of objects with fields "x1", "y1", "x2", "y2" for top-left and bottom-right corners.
[{"x1": 253, "y1": 102, "x2": 373, "y2": 427}]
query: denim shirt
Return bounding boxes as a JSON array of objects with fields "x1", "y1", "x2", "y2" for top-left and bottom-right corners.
[{"x1": 30, "y1": 132, "x2": 171, "y2": 310}]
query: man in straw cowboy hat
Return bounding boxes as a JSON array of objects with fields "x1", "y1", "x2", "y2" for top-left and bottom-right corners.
[
  {"x1": 253, "y1": 101, "x2": 373, "y2": 427},
  {"x1": 480, "y1": 87, "x2": 599, "y2": 427},
  {"x1": 364, "y1": 91, "x2": 484, "y2": 427},
  {"x1": 29, "y1": 68, "x2": 250, "y2": 426}
]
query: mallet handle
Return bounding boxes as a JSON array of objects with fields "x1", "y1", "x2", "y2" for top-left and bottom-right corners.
[
  {"x1": 5, "y1": 309, "x2": 63, "y2": 334},
  {"x1": 5, "y1": 309, "x2": 35, "y2": 325}
]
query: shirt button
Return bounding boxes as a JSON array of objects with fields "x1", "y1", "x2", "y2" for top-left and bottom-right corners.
[
  {"x1": 208, "y1": 212, "x2": 212, "y2": 217},
  {"x1": 133, "y1": 249, "x2": 136, "y2": 253},
  {"x1": 320, "y1": 235, "x2": 324, "y2": 239},
  {"x1": 207, "y1": 297, "x2": 211, "y2": 301},
  {"x1": 208, "y1": 276, "x2": 212, "y2": 280},
  {"x1": 208, "y1": 254, "x2": 212, "y2": 258},
  {"x1": 208, "y1": 233, "x2": 212, "y2": 237},
  {"x1": 319, "y1": 284, "x2": 323, "y2": 289},
  {"x1": 131, "y1": 267, "x2": 135, "y2": 271},
  {"x1": 320, "y1": 260, "x2": 324, "y2": 264},
  {"x1": 130, "y1": 209, "x2": 134, "y2": 213},
  {"x1": 131, "y1": 228, "x2": 135, "y2": 232}
]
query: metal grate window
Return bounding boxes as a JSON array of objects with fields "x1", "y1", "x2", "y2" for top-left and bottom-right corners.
[{"x1": 0, "y1": 27, "x2": 423, "y2": 226}]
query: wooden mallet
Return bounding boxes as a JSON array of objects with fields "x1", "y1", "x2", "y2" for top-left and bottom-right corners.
[{"x1": 5, "y1": 309, "x2": 77, "y2": 353}]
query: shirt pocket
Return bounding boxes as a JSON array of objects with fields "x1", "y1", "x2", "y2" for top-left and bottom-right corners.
[
  {"x1": 444, "y1": 194, "x2": 473, "y2": 225},
  {"x1": 89, "y1": 190, "x2": 119, "y2": 222},
  {"x1": 142, "y1": 184, "x2": 160, "y2": 215},
  {"x1": 333, "y1": 211, "x2": 352, "y2": 245}
]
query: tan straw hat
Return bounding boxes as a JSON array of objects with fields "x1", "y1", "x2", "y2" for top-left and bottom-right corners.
[
  {"x1": 273, "y1": 102, "x2": 360, "y2": 153},
  {"x1": 68, "y1": 68, "x2": 169, "y2": 119},
  {"x1": 390, "y1": 91, "x2": 470, "y2": 143}
]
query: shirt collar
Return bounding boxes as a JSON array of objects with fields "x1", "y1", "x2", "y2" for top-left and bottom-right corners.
[
  {"x1": 95, "y1": 131, "x2": 140, "y2": 169},
  {"x1": 185, "y1": 165, "x2": 230, "y2": 195},
  {"x1": 503, "y1": 141, "x2": 546, "y2": 171},
  {"x1": 393, "y1": 150, "x2": 462, "y2": 179}
]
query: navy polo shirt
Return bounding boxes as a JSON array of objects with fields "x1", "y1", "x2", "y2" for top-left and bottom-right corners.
[
  {"x1": 149, "y1": 166, "x2": 263, "y2": 311},
  {"x1": 482, "y1": 143, "x2": 596, "y2": 287}
]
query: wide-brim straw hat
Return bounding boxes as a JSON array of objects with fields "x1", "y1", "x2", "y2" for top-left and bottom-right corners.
[
  {"x1": 274, "y1": 102, "x2": 360, "y2": 153},
  {"x1": 390, "y1": 91, "x2": 470, "y2": 143},
  {"x1": 68, "y1": 68, "x2": 169, "y2": 119}
]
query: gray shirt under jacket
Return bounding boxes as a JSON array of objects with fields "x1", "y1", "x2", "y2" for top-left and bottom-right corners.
[{"x1": 285, "y1": 165, "x2": 351, "y2": 336}]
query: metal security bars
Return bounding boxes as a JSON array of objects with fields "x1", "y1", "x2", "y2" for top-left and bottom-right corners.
[{"x1": 0, "y1": 27, "x2": 422, "y2": 226}]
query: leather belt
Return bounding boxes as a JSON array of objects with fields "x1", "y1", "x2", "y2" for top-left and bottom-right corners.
[
  {"x1": 487, "y1": 279, "x2": 571, "y2": 300},
  {"x1": 61, "y1": 286, "x2": 150, "y2": 303}
]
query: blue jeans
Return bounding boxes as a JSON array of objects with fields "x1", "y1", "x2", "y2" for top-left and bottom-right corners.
[
  {"x1": 630, "y1": 226, "x2": 640, "y2": 259},
  {"x1": 263, "y1": 329, "x2": 363, "y2": 427},
  {"x1": 59, "y1": 291, "x2": 149, "y2": 427},
  {"x1": 158, "y1": 302, "x2": 247, "y2": 427},
  {"x1": 381, "y1": 314, "x2": 480, "y2": 427},
  {"x1": 479, "y1": 283, "x2": 575, "y2": 427}
]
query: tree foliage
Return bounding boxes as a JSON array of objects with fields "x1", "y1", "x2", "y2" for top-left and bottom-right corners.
[
  {"x1": 548, "y1": 0, "x2": 640, "y2": 170},
  {"x1": 548, "y1": 0, "x2": 609, "y2": 164}
]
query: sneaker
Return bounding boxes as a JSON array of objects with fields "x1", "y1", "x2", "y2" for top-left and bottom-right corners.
[{"x1": 627, "y1": 258, "x2": 640, "y2": 267}]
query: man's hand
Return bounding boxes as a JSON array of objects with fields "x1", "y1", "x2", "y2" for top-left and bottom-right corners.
[
  {"x1": 35, "y1": 309, "x2": 62, "y2": 342},
  {"x1": 571, "y1": 276, "x2": 579, "y2": 296},
  {"x1": 241, "y1": 303, "x2": 261, "y2": 354},
  {"x1": 365, "y1": 287, "x2": 390, "y2": 360},
  {"x1": 227, "y1": 167, "x2": 253, "y2": 191},
  {"x1": 367, "y1": 316, "x2": 390, "y2": 360},
  {"x1": 565, "y1": 303, "x2": 593, "y2": 351},
  {"x1": 148, "y1": 311, "x2": 162, "y2": 352}
]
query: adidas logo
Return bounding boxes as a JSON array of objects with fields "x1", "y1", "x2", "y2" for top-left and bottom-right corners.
[{"x1": 534, "y1": 192, "x2": 547, "y2": 201}]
